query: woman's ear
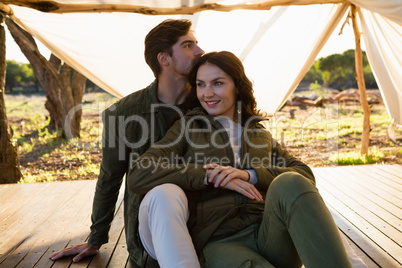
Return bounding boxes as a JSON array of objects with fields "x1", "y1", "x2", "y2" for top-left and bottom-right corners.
[{"x1": 157, "y1": 52, "x2": 170, "y2": 67}]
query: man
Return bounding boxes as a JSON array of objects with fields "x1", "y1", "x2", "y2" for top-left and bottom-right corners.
[{"x1": 49, "y1": 19, "x2": 204, "y2": 267}]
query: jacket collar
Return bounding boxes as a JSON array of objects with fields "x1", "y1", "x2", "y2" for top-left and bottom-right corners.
[{"x1": 186, "y1": 107, "x2": 268, "y2": 129}]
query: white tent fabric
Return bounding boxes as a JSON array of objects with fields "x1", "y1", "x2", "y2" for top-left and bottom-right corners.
[
  {"x1": 359, "y1": 7, "x2": 402, "y2": 125},
  {"x1": 350, "y1": 0, "x2": 402, "y2": 25},
  {"x1": 6, "y1": 0, "x2": 402, "y2": 124}
]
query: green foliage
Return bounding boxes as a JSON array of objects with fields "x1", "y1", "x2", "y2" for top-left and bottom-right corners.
[
  {"x1": 6, "y1": 60, "x2": 36, "y2": 92},
  {"x1": 303, "y1": 61, "x2": 323, "y2": 84},
  {"x1": 302, "y1": 49, "x2": 378, "y2": 89},
  {"x1": 328, "y1": 146, "x2": 384, "y2": 165},
  {"x1": 363, "y1": 64, "x2": 377, "y2": 89}
]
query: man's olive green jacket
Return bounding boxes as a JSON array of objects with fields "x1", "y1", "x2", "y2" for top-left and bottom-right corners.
[{"x1": 88, "y1": 80, "x2": 176, "y2": 267}]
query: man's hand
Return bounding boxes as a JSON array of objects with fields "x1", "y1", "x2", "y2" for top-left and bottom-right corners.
[
  {"x1": 49, "y1": 243, "x2": 101, "y2": 263},
  {"x1": 203, "y1": 163, "x2": 249, "y2": 187}
]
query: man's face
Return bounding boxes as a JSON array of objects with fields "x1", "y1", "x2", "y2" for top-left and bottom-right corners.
[{"x1": 169, "y1": 31, "x2": 204, "y2": 77}]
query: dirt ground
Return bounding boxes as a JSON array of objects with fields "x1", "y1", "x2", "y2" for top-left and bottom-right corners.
[{"x1": 277, "y1": 104, "x2": 401, "y2": 167}]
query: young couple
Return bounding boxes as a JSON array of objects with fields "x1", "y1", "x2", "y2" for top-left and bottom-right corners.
[{"x1": 50, "y1": 19, "x2": 357, "y2": 268}]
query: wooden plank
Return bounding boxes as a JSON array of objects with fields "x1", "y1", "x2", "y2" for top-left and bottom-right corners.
[
  {"x1": 0, "y1": 181, "x2": 84, "y2": 263},
  {"x1": 377, "y1": 164, "x2": 402, "y2": 173},
  {"x1": 15, "y1": 181, "x2": 97, "y2": 267},
  {"x1": 37, "y1": 213, "x2": 92, "y2": 268},
  {"x1": 351, "y1": 165, "x2": 402, "y2": 190},
  {"x1": 325, "y1": 203, "x2": 382, "y2": 268},
  {"x1": 373, "y1": 165, "x2": 402, "y2": 182},
  {"x1": 314, "y1": 168, "x2": 402, "y2": 226},
  {"x1": 339, "y1": 228, "x2": 379, "y2": 268},
  {"x1": 0, "y1": 183, "x2": 40, "y2": 207},
  {"x1": 315, "y1": 169, "x2": 402, "y2": 252},
  {"x1": 36, "y1": 188, "x2": 97, "y2": 268},
  {"x1": 320, "y1": 168, "x2": 402, "y2": 241},
  {"x1": 49, "y1": 180, "x2": 126, "y2": 268},
  {"x1": 86, "y1": 182, "x2": 127, "y2": 268},
  {"x1": 0, "y1": 182, "x2": 71, "y2": 234},
  {"x1": 314, "y1": 168, "x2": 402, "y2": 229},
  {"x1": 0, "y1": 183, "x2": 50, "y2": 223},
  {"x1": 108, "y1": 226, "x2": 129, "y2": 268},
  {"x1": 319, "y1": 167, "x2": 402, "y2": 215},
  {"x1": 87, "y1": 200, "x2": 125, "y2": 267},
  {"x1": 314, "y1": 168, "x2": 402, "y2": 264},
  {"x1": 317, "y1": 184, "x2": 401, "y2": 267},
  {"x1": 340, "y1": 166, "x2": 402, "y2": 202},
  {"x1": 335, "y1": 167, "x2": 402, "y2": 217},
  {"x1": 1, "y1": 180, "x2": 95, "y2": 267}
]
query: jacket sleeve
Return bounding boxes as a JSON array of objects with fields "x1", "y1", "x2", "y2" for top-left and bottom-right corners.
[
  {"x1": 254, "y1": 137, "x2": 315, "y2": 191},
  {"x1": 128, "y1": 120, "x2": 210, "y2": 195},
  {"x1": 88, "y1": 107, "x2": 128, "y2": 246}
]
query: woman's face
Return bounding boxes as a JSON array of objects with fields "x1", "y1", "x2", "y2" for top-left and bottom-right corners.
[{"x1": 196, "y1": 63, "x2": 237, "y2": 121}]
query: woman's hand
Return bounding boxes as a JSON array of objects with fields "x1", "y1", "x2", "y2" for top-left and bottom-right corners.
[
  {"x1": 203, "y1": 163, "x2": 249, "y2": 187},
  {"x1": 204, "y1": 163, "x2": 263, "y2": 201},
  {"x1": 221, "y1": 178, "x2": 263, "y2": 201}
]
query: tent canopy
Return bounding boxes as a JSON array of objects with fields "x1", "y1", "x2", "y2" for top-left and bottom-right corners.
[{"x1": 1, "y1": 0, "x2": 401, "y2": 124}]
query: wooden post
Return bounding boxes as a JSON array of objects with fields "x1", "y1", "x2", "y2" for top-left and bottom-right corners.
[
  {"x1": 0, "y1": 12, "x2": 22, "y2": 183},
  {"x1": 351, "y1": 5, "x2": 370, "y2": 155}
]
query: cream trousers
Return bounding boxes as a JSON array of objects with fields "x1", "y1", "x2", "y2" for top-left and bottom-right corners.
[{"x1": 138, "y1": 183, "x2": 200, "y2": 268}]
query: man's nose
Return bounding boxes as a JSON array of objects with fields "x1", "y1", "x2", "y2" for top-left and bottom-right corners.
[{"x1": 195, "y1": 45, "x2": 205, "y2": 56}]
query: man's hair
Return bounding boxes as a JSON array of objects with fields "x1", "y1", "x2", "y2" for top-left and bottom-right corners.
[
  {"x1": 186, "y1": 51, "x2": 263, "y2": 124},
  {"x1": 144, "y1": 19, "x2": 192, "y2": 78}
]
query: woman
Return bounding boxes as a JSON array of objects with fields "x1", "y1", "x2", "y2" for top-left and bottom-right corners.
[{"x1": 128, "y1": 51, "x2": 352, "y2": 268}]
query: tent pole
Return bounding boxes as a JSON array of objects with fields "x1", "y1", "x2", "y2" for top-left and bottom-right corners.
[
  {"x1": 0, "y1": 4, "x2": 13, "y2": 15},
  {"x1": 0, "y1": 0, "x2": 345, "y2": 14},
  {"x1": 351, "y1": 4, "x2": 370, "y2": 155}
]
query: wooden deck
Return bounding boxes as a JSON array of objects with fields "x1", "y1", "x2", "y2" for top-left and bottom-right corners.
[{"x1": 0, "y1": 164, "x2": 401, "y2": 267}]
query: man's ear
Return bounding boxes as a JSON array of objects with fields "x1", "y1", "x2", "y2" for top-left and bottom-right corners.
[{"x1": 157, "y1": 52, "x2": 170, "y2": 67}]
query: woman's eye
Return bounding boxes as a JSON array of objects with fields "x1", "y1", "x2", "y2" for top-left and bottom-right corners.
[
  {"x1": 197, "y1": 82, "x2": 205, "y2": 87},
  {"x1": 215, "y1": 81, "x2": 223, "y2": 86}
]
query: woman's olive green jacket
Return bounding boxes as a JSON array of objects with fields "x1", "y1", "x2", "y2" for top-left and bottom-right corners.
[{"x1": 128, "y1": 107, "x2": 315, "y2": 253}]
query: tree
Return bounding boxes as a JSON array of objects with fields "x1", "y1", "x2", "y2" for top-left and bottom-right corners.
[
  {"x1": 319, "y1": 51, "x2": 355, "y2": 89},
  {"x1": 5, "y1": 60, "x2": 35, "y2": 92},
  {"x1": 0, "y1": 12, "x2": 22, "y2": 183},
  {"x1": 6, "y1": 18, "x2": 87, "y2": 138},
  {"x1": 363, "y1": 64, "x2": 377, "y2": 89},
  {"x1": 5, "y1": 60, "x2": 21, "y2": 91},
  {"x1": 302, "y1": 49, "x2": 377, "y2": 90},
  {"x1": 303, "y1": 61, "x2": 322, "y2": 85}
]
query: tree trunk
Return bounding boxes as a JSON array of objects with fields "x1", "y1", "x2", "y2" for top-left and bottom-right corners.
[
  {"x1": 5, "y1": 18, "x2": 87, "y2": 138},
  {"x1": 351, "y1": 5, "x2": 370, "y2": 155},
  {"x1": 0, "y1": 12, "x2": 22, "y2": 183}
]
